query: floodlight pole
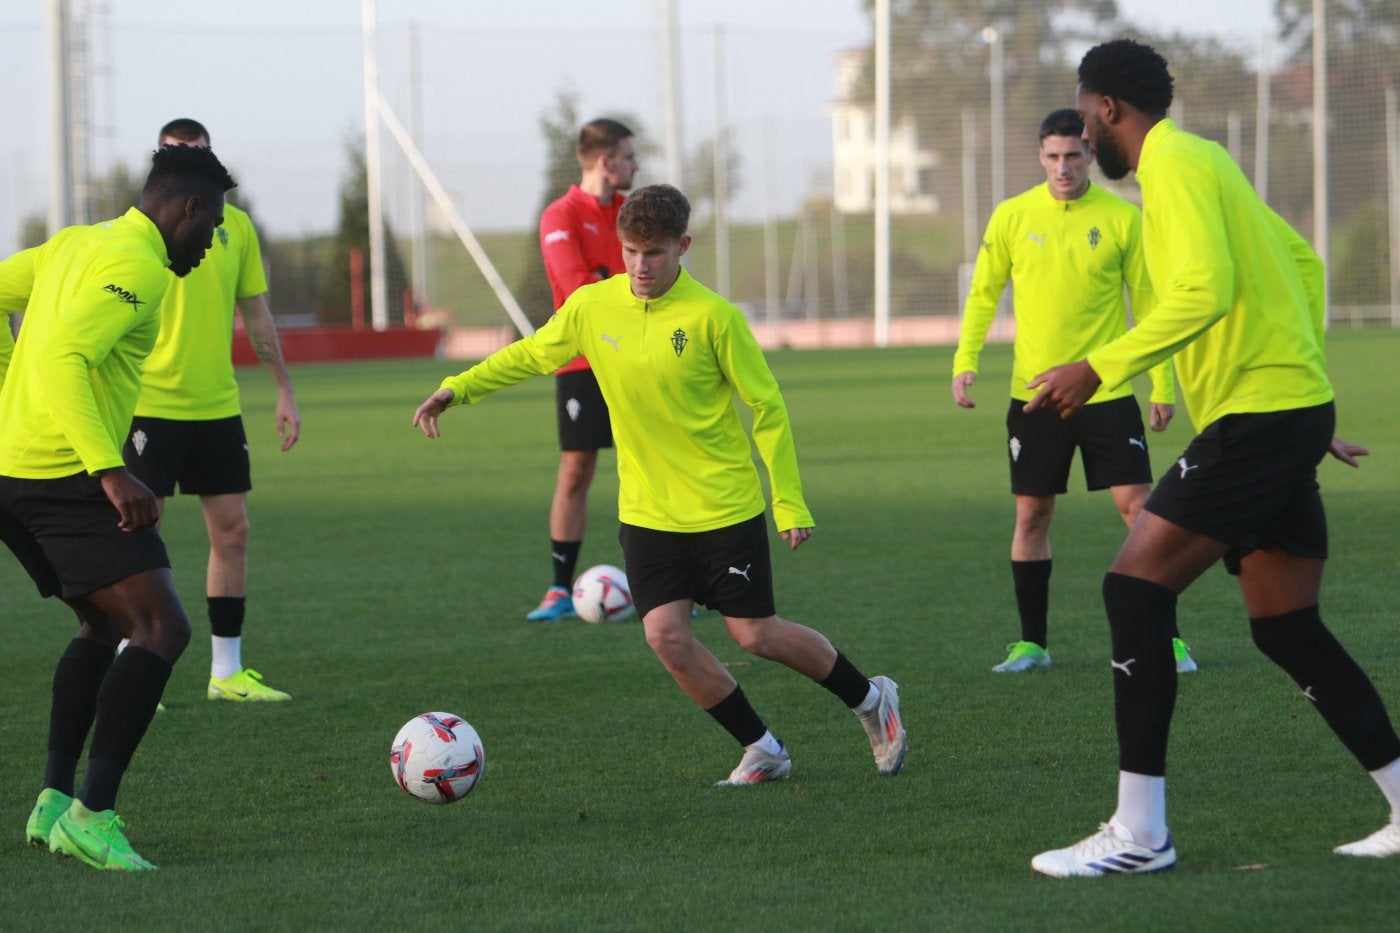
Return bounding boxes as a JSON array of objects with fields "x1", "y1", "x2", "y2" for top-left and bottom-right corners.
[
  {"x1": 47, "y1": 0, "x2": 74, "y2": 232},
  {"x1": 362, "y1": 0, "x2": 389, "y2": 330},
  {"x1": 1312, "y1": 0, "x2": 1329, "y2": 323},
  {"x1": 662, "y1": 0, "x2": 684, "y2": 186},
  {"x1": 873, "y1": 0, "x2": 890, "y2": 347}
]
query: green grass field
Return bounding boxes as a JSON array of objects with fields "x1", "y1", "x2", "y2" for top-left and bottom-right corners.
[{"x1": 1, "y1": 331, "x2": 1397, "y2": 930}]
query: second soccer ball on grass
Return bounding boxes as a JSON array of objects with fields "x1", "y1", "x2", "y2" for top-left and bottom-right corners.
[
  {"x1": 572, "y1": 564, "x2": 635, "y2": 623},
  {"x1": 390, "y1": 712, "x2": 486, "y2": 804}
]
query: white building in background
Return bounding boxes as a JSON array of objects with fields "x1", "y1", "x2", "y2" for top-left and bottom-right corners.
[{"x1": 830, "y1": 49, "x2": 940, "y2": 215}]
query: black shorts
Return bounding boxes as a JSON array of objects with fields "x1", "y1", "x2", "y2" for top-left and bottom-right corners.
[
  {"x1": 1145, "y1": 402, "x2": 1334, "y2": 574},
  {"x1": 555, "y1": 370, "x2": 613, "y2": 452},
  {"x1": 0, "y1": 473, "x2": 171, "y2": 600},
  {"x1": 619, "y1": 513, "x2": 776, "y2": 620},
  {"x1": 1006, "y1": 395, "x2": 1152, "y2": 495},
  {"x1": 124, "y1": 415, "x2": 252, "y2": 497}
]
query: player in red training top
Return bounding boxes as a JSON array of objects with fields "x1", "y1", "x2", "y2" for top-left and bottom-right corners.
[{"x1": 525, "y1": 118, "x2": 638, "y2": 621}]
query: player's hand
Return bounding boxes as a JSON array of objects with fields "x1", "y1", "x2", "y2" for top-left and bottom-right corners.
[
  {"x1": 413, "y1": 388, "x2": 456, "y2": 438},
  {"x1": 99, "y1": 467, "x2": 159, "y2": 531},
  {"x1": 779, "y1": 527, "x2": 812, "y2": 551},
  {"x1": 1149, "y1": 402, "x2": 1175, "y2": 432},
  {"x1": 1328, "y1": 436, "x2": 1369, "y2": 468},
  {"x1": 276, "y1": 388, "x2": 301, "y2": 451},
  {"x1": 952, "y1": 371, "x2": 976, "y2": 408},
  {"x1": 1024, "y1": 360, "x2": 1102, "y2": 419}
]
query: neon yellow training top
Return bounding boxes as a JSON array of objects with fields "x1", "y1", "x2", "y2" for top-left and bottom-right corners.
[
  {"x1": 135, "y1": 203, "x2": 267, "y2": 420},
  {"x1": 0, "y1": 208, "x2": 172, "y2": 477},
  {"x1": 0, "y1": 242, "x2": 40, "y2": 387},
  {"x1": 1086, "y1": 120, "x2": 1333, "y2": 432},
  {"x1": 953, "y1": 181, "x2": 1174, "y2": 405},
  {"x1": 440, "y1": 268, "x2": 813, "y2": 534}
]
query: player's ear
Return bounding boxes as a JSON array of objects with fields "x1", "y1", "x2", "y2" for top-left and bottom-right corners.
[
  {"x1": 182, "y1": 193, "x2": 204, "y2": 219},
  {"x1": 677, "y1": 234, "x2": 692, "y2": 257}
]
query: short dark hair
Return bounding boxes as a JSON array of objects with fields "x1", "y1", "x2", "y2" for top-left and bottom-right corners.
[
  {"x1": 617, "y1": 184, "x2": 689, "y2": 244},
  {"x1": 1078, "y1": 39, "x2": 1174, "y2": 116},
  {"x1": 578, "y1": 118, "x2": 634, "y2": 166},
  {"x1": 158, "y1": 117, "x2": 211, "y2": 146},
  {"x1": 143, "y1": 144, "x2": 237, "y2": 202},
  {"x1": 1039, "y1": 108, "x2": 1084, "y2": 142}
]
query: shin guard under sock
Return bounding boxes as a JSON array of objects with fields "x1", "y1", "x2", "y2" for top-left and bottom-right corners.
[
  {"x1": 81, "y1": 646, "x2": 173, "y2": 812},
  {"x1": 1103, "y1": 572, "x2": 1179, "y2": 776},
  {"x1": 1012, "y1": 559, "x2": 1052, "y2": 648},
  {"x1": 1250, "y1": 606, "x2": 1400, "y2": 771},
  {"x1": 44, "y1": 638, "x2": 116, "y2": 795}
]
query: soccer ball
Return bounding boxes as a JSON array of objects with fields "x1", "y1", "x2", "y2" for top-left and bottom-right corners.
[
  {"x1": 572, "y1": 564, "x2": 635, "y2": 623},
  {"x1": 389, "y1": 712, "x2": 485, "y2": 804}
]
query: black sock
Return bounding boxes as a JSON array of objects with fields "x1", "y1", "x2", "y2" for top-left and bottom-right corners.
[
  {"x1": 705, "y1": 685, "x2": 767, "y2": 747},
  {"x1": 208, "y1": 596, "x2": 245, "y2": 639},
  {"x1": 1103, "y1": 572, "x2": 1178, "y2": 776},
  {"x1": 80, "y1": 646, "x2": 173, "y2": 812},
  {"x1": 1251, "y1": 605, "x2": 1400, "y2": 771},
  {"x1": 44, "y1": 638, "x2": 116, "y2": 796},
  {"x1": 551, "y1": 539, "x2": 582, "y2": 589},
  {"x1": 1012, "y1": 560, "x2": 1052, "y2": 648},
  {"x1": 818, "y1": 651, "x2": 872, "y2": 708}
]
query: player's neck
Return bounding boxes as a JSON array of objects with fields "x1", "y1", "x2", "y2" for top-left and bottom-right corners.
[{"x1": 578, "y1": 173, "x2": 615, "y2": 204}]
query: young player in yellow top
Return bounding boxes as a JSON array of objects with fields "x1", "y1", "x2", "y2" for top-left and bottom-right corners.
[
  {"x1": 0, "y1": 144, "x2": 235, "y2": 871},
  {"x1": 952, "y1": 108, "x2": 1193, "y2": 676},
  {"x1": 1027, "y1": 38, "x2": 1400, "y2": 876},
  {"x1": 414, "y1": 184, "x2": 906, "y2": 786},
  {"x1": 122, "y1": 118, "x2": 301, "y2": 704}
]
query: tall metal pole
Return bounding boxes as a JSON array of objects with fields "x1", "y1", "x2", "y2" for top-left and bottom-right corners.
[
  {"x1": 762, "y1": 118, "x2": 780, "y2": 330},
  {"x1": 362, "y1": 0, "x2": 388, "y2": 329},
  {"x1": 47, "y1": 0, "x2": 73, "y2": 233},
  {"x1": 961, "y1": 108, "x2": 978, "y2": 264},
  {"x1": 711, "y1": 25, "x2": 730, "y2": 295},
  {"x1": 1385, "y1": 84, "x2": 1398, "y2": 326},
  {"x1": 1254, "y1": 33, "x2": 1271, "y2": 199},
  {"x1": 408, "y1": 21, "x2": 429, "y2": 312},
  {"x1": 662, "y1": 0, "x2": 684, "y2": 186},
  {"x1": 986, "y1": 23, "x2": 1005, "y2": 207},
  {"x1": 873, "y1": 0, "x2": 891, "y2": 347},
  {"x1": 1312, "y1": 0, "x2": 1329, "y2": 322}
]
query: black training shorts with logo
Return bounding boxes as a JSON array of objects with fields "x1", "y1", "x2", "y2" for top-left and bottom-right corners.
[
  {"x1": 555, "y1": 369, "x2": 613, "y2": 452},
  {"x1": 620, "y1": 513, "x2": 776, "y2": 620},
  {"x1": 1145, "y1": 402, "x2": 1334, "y2": 574},
  {"x1": 1006, "y1": 395, "x2": 1153, "y2": 495},
  {"x1": 124, "y1": 415, "x2": 252, "y2": 497}
]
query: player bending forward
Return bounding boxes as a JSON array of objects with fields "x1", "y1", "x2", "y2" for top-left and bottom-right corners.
[{"x1": 414, "y1": 184, "x2": 906, "y2": 784}]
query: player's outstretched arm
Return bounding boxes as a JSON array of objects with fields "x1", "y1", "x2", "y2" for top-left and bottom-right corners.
[
  {"x1": 951, "y1": 371, "x2": 977, "y2": 408},
  {"x1": 778, "y1": 526, "x2": 813, "y2": 551},
  {"x1": 1328, "y1": 436, "x2": 1369, "y2": 468},
  {"x1": 412, "y1": 388, "x2": 456, "y2": 438},
  {"x1": 1024, "y1": 359, "x2": 1102, "y2": 419}
]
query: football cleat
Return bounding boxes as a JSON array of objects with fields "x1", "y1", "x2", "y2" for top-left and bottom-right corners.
[
  {"x1": 525, "y1": 586, "x2": 576, "y2": 621},
  {"x1": 715, "y1": 740, "x2": 792, "y2": 787},
  {"x1": 25, "y1": 788, "x2": 72, "y2": 847},
  {"x1": 1334, "y1": 822, "x2": 1400, "y2": 858},
  {"x1": 1173, "y1": 638, "x2": 1198, "y2": 674},
  {"x1": 208, "y1": 668, "x2": 292, "y2": 702},
  {"x1": 1031, "y1": 822, "x2": 1177, "y2": 877},
  {"x1": 857, "y1": 675, "x2": 907, "y2": 776},
  {"x1": 993, "y1": 641, "x2": 1051, "y2": 673},
  {"x1": 49, "y1": 804, "x2": 157, "y2": 871}
]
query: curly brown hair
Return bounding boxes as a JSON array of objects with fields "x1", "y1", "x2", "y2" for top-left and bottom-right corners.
[{"x1": 616, "y1": 184, "x2": 690, "y2": 244}]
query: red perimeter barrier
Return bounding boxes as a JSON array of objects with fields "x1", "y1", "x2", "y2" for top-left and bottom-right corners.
[{"x1": 232, "y1": 325, "x2": 442, "y2": 365}]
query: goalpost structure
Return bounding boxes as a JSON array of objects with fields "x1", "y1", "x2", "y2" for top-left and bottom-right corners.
[{"x1": 360, "y1": 0, "x2": 533, "y2": 336}]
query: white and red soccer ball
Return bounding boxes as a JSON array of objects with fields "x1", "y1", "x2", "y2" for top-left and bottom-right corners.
[
  {"x1": 572, "y1": 564, "x2": 635, "y2": 623},
  {"x1": 390, "y1": 712, "x2": 485, "y2": 804}
]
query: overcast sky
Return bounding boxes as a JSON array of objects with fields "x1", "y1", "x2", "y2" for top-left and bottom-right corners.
[{"x1": 0, "y1": 0, "x2": 1277, "y2": 256}]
